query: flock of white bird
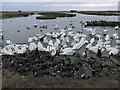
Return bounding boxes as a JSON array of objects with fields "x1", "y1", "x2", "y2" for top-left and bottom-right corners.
[{"x1": 0, "y1": 22, "x2": 120, "y2": 57}]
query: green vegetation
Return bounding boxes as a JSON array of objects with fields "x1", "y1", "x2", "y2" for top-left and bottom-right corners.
[
  {"x1": 36, "y1": 12, "x2": 76, "y2": 19},
  {"x1": 0, "y1": 11, "x2": 34, "y2": 19},
  {"x1": 78, "y1": 11, "x2": 120, "y2": 16},
  {"x1": 36, "y1": 15, "x2": 57, "y2": 19},
  {"x1": 0, "y1": 11, "x2": 76, "y2": 19},
  {"x1": 1, "y1": 11, "x2": 120, "y2": 20},
  {"x1": 86, "y1": 21, "x2": 120, "y2": 26}
]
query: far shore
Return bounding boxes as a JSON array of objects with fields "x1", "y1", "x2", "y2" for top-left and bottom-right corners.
[
  {"x1": 0, "y1": 11, "x2": 120, "y2": 26},
  {"x1": 1, "y1": 10, "x2": 120, "y2": 19}
]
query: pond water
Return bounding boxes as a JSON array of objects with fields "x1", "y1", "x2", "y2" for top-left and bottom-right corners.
[
  {"x1": 0, "y1": 13, "x2": 119, "y2": 60},
  {"x1": 1, "y1": 13, "x2": 119, "y2": 46}
]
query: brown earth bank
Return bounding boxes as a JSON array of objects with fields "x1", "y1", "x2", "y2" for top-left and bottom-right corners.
[{"x1": 2, "y1": 50, "x2": 120, "y2": 88}]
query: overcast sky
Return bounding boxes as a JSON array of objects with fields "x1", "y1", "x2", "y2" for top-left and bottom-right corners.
[{"x1": 1, "y1": 0, "x2": 120, "y2": 2}]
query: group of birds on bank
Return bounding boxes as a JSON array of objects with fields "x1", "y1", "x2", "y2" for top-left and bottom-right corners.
[{"x1": 1, "y1": 21, "x2": 119, "y2": 57}]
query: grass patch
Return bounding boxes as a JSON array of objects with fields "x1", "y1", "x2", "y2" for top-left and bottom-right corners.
[
  {"x1": 36, "y1": 15, "x2": 57, "y2": 19},
  {"x1": 36, "y1": 12, "x2": 76, "y2": 19},
  {"x1": 78, "y1": 11, "x2": 120, "y2": 16},
  {"x1": 1, "y1": 11, "x2": 120, "y2": 20},
  {"x1": 0, "y1": 11, "x2": 34, "y2": 19},
  {"x1": 86, "y1": 21, "x2": 120, "y2": 26}
]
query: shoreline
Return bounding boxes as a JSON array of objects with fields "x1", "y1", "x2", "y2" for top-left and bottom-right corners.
[
  {"x1": 1, "y1": 10, "x2": 120, "y2": 19},
  {"x1": 1, "y1": 11, "x2": 120, "y2": 26}
]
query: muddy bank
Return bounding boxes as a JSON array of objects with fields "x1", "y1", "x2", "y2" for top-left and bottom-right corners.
[{"x1": 2, "y1": 49, "x2": 120, "y2": 80}]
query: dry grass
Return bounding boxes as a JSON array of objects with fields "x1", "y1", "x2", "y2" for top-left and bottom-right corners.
[{"x1": 2, "y1": 70, "x2": 119, "y2": 88}]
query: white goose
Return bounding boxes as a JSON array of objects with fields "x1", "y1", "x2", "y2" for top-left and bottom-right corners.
[
  {"x1": 90, "y1": 38, "x2": 95, "y2": 43},
  {"x1": 47, "y1": 44, "x2": 56, "y2": 56},
  {"x1": 2, "y1": 44, "x2": 15, "y2": 55},
  {"x1": 51, "y1": 46, "x2": 56, "y2": 56},
  {"x1": 65, "y1": 36, "x2": 70, "y2": 43},
  {"x1": 38, "y1": 42, "x2": 48, "y2": 51},
  {"x1": 86, "y1": 43, "x2": 92, "y2": 49},
  {"x1": 68, "y1": 31, "x2": 74, "y2": 37},
  {"x1": 43, "y1": 36, "x2": 48, "y2": 43},
  {"x1": 84, "y1": 28, "x2": 93, "y2": 32},
  {"x1": 53, "y1": 24, "x2": 59, "y2": 29},
  {"x1": 86, "y1": 38, "x2": 94, "y2": 49},
  {"x1": 6, "y1": 40, "x2": 12, "y2": 45},
  {"x1": 109, "y1": 47, "x2": 119, "y2": 55},
  {"x1": 113, "y1": 33, "x2": 119, "y2": 39},
  {"x1": 52, "y1": 32, "x2": 58, "y2": 38},
  {"x1": 72, "y1": 38, "x2": 88, "y2": 49},
  {"x1": 28, "y1": 37, "x2": 33, "y2": 43},
  {"x1": 14, "y1": 44, "x2": 28, "y2": 54},
  {"x1": 91, "y1": 28, "x2": 96, "y2": 36},
  {"x1": 73, "y1": 34, "x2": 80, "y2": 43},
  {"x1": 46, "y1": 32, "x2": 52, "y2": 37},
  {"x1": 32, "y1": 36, "x2": 38, "y2": 41},
  {"x1": 28, "y1": 42, "x2": 37, "y2": 51},
  {"x1": 105, "y1": 34, "x2": 110, "y2": 41},
  {"x1": 54, "y1": 39, "x2": 60, "y2": 50},
  {"x1": 68, "y1": 28, "x2": 72, "y2": 31},
  {"x1": 89, "y1": 42, "x2": 105, "y2": 53},
  {"x1": 33, "y1": 24, "x2": 37, "y2": 27},
  {"x1": 48, "y1": 40, "x2": 54, "y2": 46},
  {"x1": 60, "y1": 48, "x2": 75, "y2": 55},
  {"x1": 89, "y1": 46, "x2": 99, "y2": 53},
  {"x1": 116, "y1": 40, "x2": 120, "y2": 44},
  {"x1": 60, "y1": 35, "x2": 66, "y2": 46},
  {"x1": 114, "y1": 26, "x2": 119, "y2": 30}
]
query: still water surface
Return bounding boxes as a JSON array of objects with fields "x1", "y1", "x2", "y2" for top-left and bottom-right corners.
[{"x1": 2, "y1": 14, "x2": 118, "y2": 45}]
